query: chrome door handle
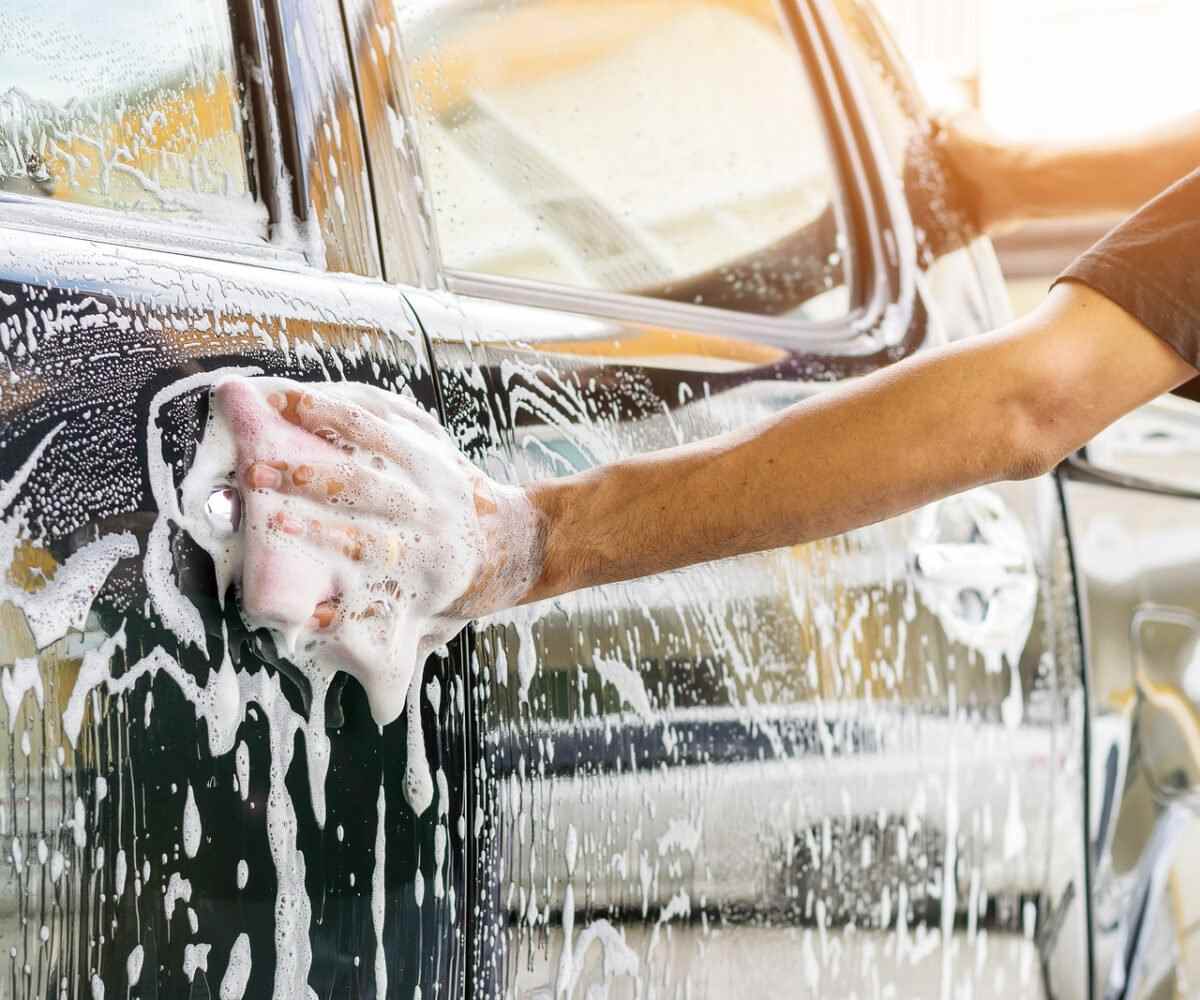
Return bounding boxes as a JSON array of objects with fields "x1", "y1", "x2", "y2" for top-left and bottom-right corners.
[{"x1": 204, "y1": 485, "x2": 242, "y2": 537}]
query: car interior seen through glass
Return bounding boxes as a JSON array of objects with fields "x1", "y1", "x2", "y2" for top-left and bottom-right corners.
[
  {"x1": 402, "y1": 0, "x2": 852, "y2": 322},
  {"x1": 0, "y1": 0, "x2": 266, "y2": 239}
]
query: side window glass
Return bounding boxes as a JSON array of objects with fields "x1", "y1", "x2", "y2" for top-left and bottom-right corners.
[
  {"x1": 402, "y1": 0, "x2": 851, "y2": 322},
  {"x1": 830, "y1": 0, "x2": 1009, "y2": 331},
  {"x1": 0, "y1": 1, "x2": 267, "y2": 240}
]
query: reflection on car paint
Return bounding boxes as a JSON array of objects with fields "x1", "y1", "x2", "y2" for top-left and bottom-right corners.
[
  {"x1": 0, "y1": 231, "x2": 465, "y2": 999},
  {"x1": 408, "y1": 286, "x2": 1087, "y2": 998}
]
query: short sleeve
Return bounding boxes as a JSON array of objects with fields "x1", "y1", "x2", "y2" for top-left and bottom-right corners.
[{"x1": 1054, "y1": 168, "x2": 1200, "y2": 370}]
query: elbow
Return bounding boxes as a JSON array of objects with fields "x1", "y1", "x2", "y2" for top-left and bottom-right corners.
[
  {"x1": 1000, "y1": 422, "x2": 1063, "y2": 481},
  {"x1": 997, "y1": 374, "x2": 1081, "y2": 482}
]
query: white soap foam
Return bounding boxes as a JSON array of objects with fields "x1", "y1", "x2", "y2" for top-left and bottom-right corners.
[
  {"x1": 220, "y1": 933, "x2": 251, "y2": 1000},
  {"x1": 164, "y1": 872, "x2": 193, "y2": 924},
  {"x1": 114, "y1": 850, "x2": 127, "y2": 899},
  {"x1": 63, "y1": 634, "x2": 318, "y2": 1000},
  {"x1": 372, "y1": 782, "x2": 387, "y2": 1000},
  {"x1": 1, "y1": 658, "x2": 44, "y2": 723},
  {"x1": 182, "y1": 784, "x2": 202, "y2": 858},
  {"x1": 593, "y1": 655, "x2": 656, "y2": 723},
  {"x1": 183, "y1": 375, "x2": 537, "y2": 741},
  {"x1": 235, "y1": 741, "x2": 250, "y2": 801},
  {"x1": 656, "y1": 817, "x2": 702, "y2": 857},
  {"x1": 425, "y1": 676, "x2": 441, "y2": 715},
  {"x1": 433, "y1": 824, "x2": 446, "y2": 901},
  {"x1": 126, "y1": 944, "x2": 144, "y2": 990},
  {"x1": 0, "y1": 424, "x2": 138, "y2": 650},
  {"x1": 557, "y1": 919, "x2": 639, "y2": 997},
  {"x1": 184, "y1": 943, "x2": 211, "y2": 982},
  {"x1": 144, "y1": 367, "x2": 262, "y2": 650}
]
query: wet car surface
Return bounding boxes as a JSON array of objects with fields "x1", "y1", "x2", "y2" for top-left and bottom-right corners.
[{"x1": 0, "y1": 1, "x2": 1196, "y2": 998}]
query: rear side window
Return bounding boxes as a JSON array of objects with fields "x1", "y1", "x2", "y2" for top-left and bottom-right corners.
[
  {"x1": 0, "y1": 0, "x2": 266, "y2": 239},
  {"x1": 403, "y1": 0, "x2": 851, "y2": 322}
]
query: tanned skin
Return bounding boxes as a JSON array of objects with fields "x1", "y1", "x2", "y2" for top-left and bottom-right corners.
[
  {"x1": 522, "y1": 283, "x2": 1196, "y2": 604},
  {"x1": 226, "y1": 114, "x2": 1200, "y2": 631},
  {"x1": 939, "y1": 110, "x2": 1200, "y2": 230}
]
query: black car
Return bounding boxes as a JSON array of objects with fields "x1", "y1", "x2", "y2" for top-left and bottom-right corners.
[{"x1": 1, "y1": 1, "x2": 1196, "y2": 997}]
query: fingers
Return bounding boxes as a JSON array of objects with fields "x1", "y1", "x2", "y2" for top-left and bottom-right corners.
[
  {"x1": 241, "y1": 459, "x2": 411, "y2": 527},
  {"x1": 273, "y1": 387, "x2": 444, "y2": 467},
  {"x1": 279, "y1": 389, "x2": 392, "y2": 455},
  {"x1": 308, "y1": 596, "x2": 393, "y2": 631},
  {"x1": 309, "y1": 600, "x2": 338, "y2": 630},
  {"x1": 242, "y1": 460, "x2": 353, "y2": 504},
  {"x1": 263, "y1": 508, "x2": 371, "y2": 562},
  {"x1": 213, "y1": 377, "x2": 277, "y2": 449},
  {"x1": 219, "y1": 377, "x2": 452, "y2": 490}
]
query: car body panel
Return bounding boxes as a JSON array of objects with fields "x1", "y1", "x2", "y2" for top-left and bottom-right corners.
[
  {"x1": 1063, "y1": 395, "x2": 1200, "y2": 998},
  {"x1": 407, "y1": 283, "x2": 1083, "y2": 997},
  {"x1": 0, "y1": 0, "x2": 1116, "y2": 998},
  {"x1": 0, "y1": 226, "x2": 469, "y2": 999}
]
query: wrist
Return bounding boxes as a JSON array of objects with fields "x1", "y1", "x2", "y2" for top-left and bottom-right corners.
[
  {"x1": 451, "y1": 478, "x2": 548, "y2": 618},
  {"x1": 519, "y1": 478, "x2": 572, "y2": 605}
]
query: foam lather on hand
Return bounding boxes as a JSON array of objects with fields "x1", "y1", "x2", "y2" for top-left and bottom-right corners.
[{"x1": 180, "y1": 376, "x2": 537, "y2": 733}]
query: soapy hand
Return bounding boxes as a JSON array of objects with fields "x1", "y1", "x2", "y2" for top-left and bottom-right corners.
[
  {"x1": 932, "y1": 111, "x2": 1030, "y2": 234},
  {"x1": 204, "y1": 376, "x2": 540, "y2": 724}
]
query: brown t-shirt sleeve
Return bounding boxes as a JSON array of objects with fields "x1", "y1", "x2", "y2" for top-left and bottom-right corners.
[{"x1": 1055, "y1": 167, "x2": 1200, "y2": 371}]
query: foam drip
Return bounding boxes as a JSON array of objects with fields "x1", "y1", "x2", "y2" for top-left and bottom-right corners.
[
  {"x1": 372, "y1": 782, "x2": 388, "y2": 1000},
  {"x1": 219, "y1": 933, "x2": 251, "y2": 1000},
  {"x1": 185, "y1": 376, "x2": 492, "y2": 730},
  {"x1": 0, "y1": 422, "x2": 138, "y2": 650},
  {"x1": 182, "y1": 784, "x2": 201, "y2": 858}
]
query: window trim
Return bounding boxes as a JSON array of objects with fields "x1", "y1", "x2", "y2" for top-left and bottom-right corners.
[
  {"x1": 0, "y1": 192, "x2": 306, "y2": 271},
  {"x1": 389, "y1": 0, "x2": 898, "y2": 348},
  {"x1": 0, "y1": 0, "x2": 311, "y2": 271},
  {"x1": 804, "y1": 0, "x2": 920, "y2": 350}
]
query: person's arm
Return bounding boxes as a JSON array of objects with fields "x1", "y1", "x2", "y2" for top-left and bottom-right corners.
[
  {"x1": 217, "y1": 283, "x2": 1195, "y2": 640},
  {"x1": 521, "y1": 282, "x2": 1195, "y2": 602},
  {"x1": 938, "y1": 110, "x2": 1200, "y2": 232}
]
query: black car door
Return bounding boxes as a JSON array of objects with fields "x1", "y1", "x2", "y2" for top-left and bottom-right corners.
[
  {"x1": 352, "y1": 0, "x2": 1091, "y2": 996},
  {"x1": 0, "y1": 1, "x2": 467, "y2": 997}
]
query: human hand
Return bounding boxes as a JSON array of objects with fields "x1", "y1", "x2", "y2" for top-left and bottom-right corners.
[
  {"x1": 205, "y1": 376, "x2": 541, "y2": 724},
  {"x1": 933, "y1": 111, "x2": 1035, "y2": 234}
]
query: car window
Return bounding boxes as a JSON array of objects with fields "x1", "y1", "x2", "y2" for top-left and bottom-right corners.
[
  {"x1": 401, "y1": 0, "x2": 851, "y2": 322},
  {"x1": 0, "y1": 0, "x2": 267, "y2": 240}
]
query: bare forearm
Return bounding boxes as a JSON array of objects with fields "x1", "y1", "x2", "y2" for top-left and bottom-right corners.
[
  {"x1": 1005, "y1": 111, "x2": 1200, "y2": 220},
  {"x1": 526, "y1": 349, "x2": 1013, "y2": 600},
  {"x1": 521, "y1": 286, "x2": 1195, "y2": 603}
]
